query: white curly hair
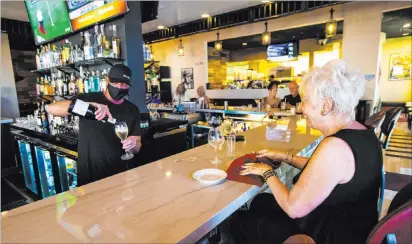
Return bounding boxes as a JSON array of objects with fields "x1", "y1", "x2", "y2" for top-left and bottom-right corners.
[{"x1": 300, "y1": 59, "x2": 365, "y2": 124}]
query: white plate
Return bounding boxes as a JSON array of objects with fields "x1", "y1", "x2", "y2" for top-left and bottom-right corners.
[{"x1": 192, "y1": 168, "x2": 227, "y2": 186}]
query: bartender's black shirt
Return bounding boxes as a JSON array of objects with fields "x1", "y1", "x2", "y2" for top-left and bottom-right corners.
[
  {"x1": 284, "y1": 94, "x2": 302, "y2": 106},
  {"x1": 76, "y1": 92, "x2": 141, "y2": 186}
]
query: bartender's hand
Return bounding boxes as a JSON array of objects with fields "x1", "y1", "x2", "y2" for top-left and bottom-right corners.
[
  {"x1": 122, "y1": 136, "x2": 141, "y2": 153},
  {"x1": 256, "y1": 149, "x2": 287, "y2": 161},
  {"x1": 286, "y1": 103, "x2": 293, "y2": 109},
  {"x1": 89, "y1": 102, "x2": 113, "y2": 121}
]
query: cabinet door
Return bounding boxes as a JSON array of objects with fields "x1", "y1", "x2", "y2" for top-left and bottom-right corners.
[
  {"x1": 56, "y1": 155, "x2": 77, "y2": 191},
  {"x1": 17, "y1": 140, "x2": 38, "y2": 194},
  {"x1": 34, "y1": 147, "x2": 56, "y2": 198}
]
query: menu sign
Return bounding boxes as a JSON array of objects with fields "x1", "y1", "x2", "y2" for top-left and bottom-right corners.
[{"x1": 67, "y1": 0, "x2": 128, "y2": 31}]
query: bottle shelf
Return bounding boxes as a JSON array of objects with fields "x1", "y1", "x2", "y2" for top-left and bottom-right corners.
[{"x1": 31, "y1": 57, "x2": 124, "y2": 75}]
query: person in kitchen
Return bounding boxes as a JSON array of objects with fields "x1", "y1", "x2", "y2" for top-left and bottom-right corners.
[
  {"x1": 46, "y1": 64, "x2": 141, "y2": 186},
  {"x1": 283, "y1": 81, "x2": 301, "y2": 109}
]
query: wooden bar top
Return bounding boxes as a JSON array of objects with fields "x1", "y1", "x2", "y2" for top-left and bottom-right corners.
[{"x1": 1, "y1": 116, "x2": 322, "y2": 243}]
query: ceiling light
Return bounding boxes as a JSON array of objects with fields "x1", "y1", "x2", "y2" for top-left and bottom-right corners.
[
  {"x1": 262, "y1": 1, "x2": 271, "y2": 3},
  {"x1": 157, "y1": 25, "x2": 165, "y2": 30},
  {"x1": 242, "y1": 43, "x2": 247, "y2": 46},
  {"x1": 403, "y1": 33, "x2": 409, "y2": 36},
  {"x1": 325, "y1": 8, "x2": 337, "y2": 38},
  {"x1": 215, "y1": 32, "x2": 222, "y2": 51},
  {"x1": 261, "y1": 21, "x2": 271, "y2": 45},
  {"x1": 201, "y1": 14, "x2": 210, "y2": 18},
  {"x1": 178, "y1": 39, "x2": 184, "y2": 56},
  {"x1": 403, "y1": 23, "x2": 411, "y2": 28}
]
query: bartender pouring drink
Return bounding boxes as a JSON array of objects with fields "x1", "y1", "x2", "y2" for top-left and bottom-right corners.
[{"x1": 46, "y1": 64, "x2": 141, "y2": 186}]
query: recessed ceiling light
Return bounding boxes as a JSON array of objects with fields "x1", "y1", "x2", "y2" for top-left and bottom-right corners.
[
  {"x1": 201, "y1": 14, "x2": 210, "y2": 18},
  {"x1": 403, "y1": 33, "x2": 409, "y2": 36},
  {"x1": 262, "y1": 0, "x2": 271, "y2": 3},
  {"x1": 157, "y1": 25, "x2": 165, "y2": 30},
  {"x1": 403, "y1": 23, "x2": 411, "y2": 28},
  {"x1": 242, "y1": 43, "x2": 248, "y2": 46}
]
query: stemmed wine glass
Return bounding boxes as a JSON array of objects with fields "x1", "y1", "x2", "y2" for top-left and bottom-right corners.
[
  {"x1": 208, "y1": 127, "x2": 225, "y2": 164},
  {"x1": 115, "y1": 121, "x2": 134, "y2": 160}
]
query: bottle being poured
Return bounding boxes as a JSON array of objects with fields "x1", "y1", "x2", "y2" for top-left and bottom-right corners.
[{"x1": 68, "y1": 98, "x2": 118, "y2": 125}]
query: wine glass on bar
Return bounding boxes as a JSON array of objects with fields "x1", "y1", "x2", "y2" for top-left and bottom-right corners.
[
  {"x1": 208, "y1": 127, "x2": 225, "y2": 164},
  {"x1": 115, "y1": 121, "x2": 134, "y2": 160}
]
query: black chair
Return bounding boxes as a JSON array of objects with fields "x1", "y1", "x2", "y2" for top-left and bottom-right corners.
[
  {"x1": 387, "y1": 181, "x2": 412, "y2": 215},
  {"x1": 379, "y1": 107, "x2": 402, "y2": 149},
  {"x1": 365, "y1": 110, "x2": 386, "y2": 134}
]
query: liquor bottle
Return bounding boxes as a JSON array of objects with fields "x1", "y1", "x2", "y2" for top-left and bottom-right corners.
[
  {"x1": 36, "y1": 48, "x2": 41, "y2": 69},
  {"x1": 40, "y1": 77, "x2": 45, "y2": 95},
  {"x1": 56, "y1": 71, "x2": 63, "y2": 96},
  {"x1": 94, "y1": 70, "x2": 100, "y2": 92},
  {"x1": 100, "y1": 24, "x2": 109, "y2": 58},
  {"x1": 84, "y1": 31, "x2": 92, "y2": 60},
  {"x1": 43, "y1": 76, "x2": 50, "y2": 95},
  {"x1": 63, "y1": 75, "x2": 68, "y2": 96},
  {"x1": 41, "y1": 102, "x2": 50, "y2": 134},
  {"x1": 112, "y1": 25, "x2": 121, "y2": 59},
  {"x1": 77, "y1": 66, "x2": 84, "y2": 94},
  {"x1": 69, "y1": 73, "x2": 77, "y2": 95},
  {"x1": 84, "y1": 71, "x2": 90, "y2": 93},
  {"x1": 68, "y1": 98, "x2": 119, "y2": 124},
  {"x1": 50, "y1": 73, "x2": 57, "y2": 95},
  {"x1": 94, "y1": 24, "x2": 101, "y2": 58},
  {"x1": 36, "y1": 103, "x2": 42, "y2": 128},
  {"x1": 36, "y1": 77, "x2": 41, "y2": 96},
  {"x1": 47, "y1": 44, "x2": 54, "y2": 68},
  {"x1": 100, "y1": 69, "x2": 108, "y2": 92}
]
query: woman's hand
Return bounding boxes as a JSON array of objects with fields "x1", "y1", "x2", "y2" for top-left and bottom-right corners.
[
  {"x1": 240, "y1": 163, "x2": 272, "y2": 176},
  {"x1": 256, "y1": 149, "x2": 287, "y2": 161}
]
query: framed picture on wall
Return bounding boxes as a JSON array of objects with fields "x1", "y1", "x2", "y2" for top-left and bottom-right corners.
[
  {"x1": 389, "y1": 52, "x2": 411, "y2": 81},
  {"x1": 181, "y1": 68, "x2": 194, "y2": 89}
]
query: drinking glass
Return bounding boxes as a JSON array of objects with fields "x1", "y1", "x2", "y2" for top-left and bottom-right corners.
[
  {"x1": 208, "y1": 127, "x2": 225, "y2": 164},
  {"x1": 115, "y1": 121, "x2": 134, "y2": 160},
  {"x1": 281, "y1": 102, "x2": 286, "y2": 111},
  {"x1": 226, "y1": 134, "x2": 236, "y2": 159}
]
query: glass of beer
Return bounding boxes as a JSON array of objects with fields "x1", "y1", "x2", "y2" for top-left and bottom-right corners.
[{"x1": 115, "y1": 121, "x2": 134, "y2": 160}]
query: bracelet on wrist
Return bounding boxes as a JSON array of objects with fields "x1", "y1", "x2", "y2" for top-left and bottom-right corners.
[{"x1": 262, "y1": 169, "x2": 278, "y2": 181}]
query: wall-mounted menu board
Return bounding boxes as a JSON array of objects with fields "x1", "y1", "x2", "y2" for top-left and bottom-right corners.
[
  {"x1": 25, "y1": 0, "x2": 73, "y2": 44},
  {"x1": 67, "y1": 0, "x2": 128, "y2": 31}
]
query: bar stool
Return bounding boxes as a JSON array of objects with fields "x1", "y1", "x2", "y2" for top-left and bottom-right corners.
[
  {"x1": 365, "y1": 110, "x2": 386, "y2": 134},
  {"x1": 379, "y1": 107, "x2": 402, "y2": 150}
]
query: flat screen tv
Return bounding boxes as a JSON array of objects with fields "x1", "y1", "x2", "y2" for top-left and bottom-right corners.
[
  {"x1": 24, "y1": 0, "x2": 73, "y2": 44},
  {"x1": 67, "y1": 0, "x2": 129, "y2": 31},
  {"x1": 267, "y1": 42, "x2": 298, "y2": 62}
]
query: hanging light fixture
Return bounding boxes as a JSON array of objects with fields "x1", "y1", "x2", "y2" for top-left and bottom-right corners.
[
  {"x1": 261, "y1": 21, "x2": 271, "y2": 45},
  {"x1": 325, "y1": 8, "x2": 337, "y2": 38},
  {"x1": 177, "y1": 39, "x2": 184, "y2": 56},
  {"x1": 214, "y1": 32, "x2": 222, "y2": 51}
]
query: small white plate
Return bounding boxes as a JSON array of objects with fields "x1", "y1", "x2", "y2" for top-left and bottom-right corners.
[{"x1": 192, "y1": 168, "x2": 227, "y2": 186}]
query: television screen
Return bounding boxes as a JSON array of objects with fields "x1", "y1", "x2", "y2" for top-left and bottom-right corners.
[
  {"x1": 267, "y1": 42, "x2": 298, "y2": 62},
  {"x1": 24, "y1": 0, "x2": 73, "y2": 44},
  {"x1": 67, "y1": 0, "x2": 128, "y2": 31}
]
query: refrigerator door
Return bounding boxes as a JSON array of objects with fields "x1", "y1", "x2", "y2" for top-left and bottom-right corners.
[
  {"x1": 17, "y1": 140, "x2": 38, "y2": 194},
  {"x1": 34, "y1": 146, "x2": 56, "y2": 198},
  {"x1": 56, "y1": 155, "x2": 77, "y2": 191}
]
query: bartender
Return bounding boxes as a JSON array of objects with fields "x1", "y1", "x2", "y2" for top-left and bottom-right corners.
[
  {"x1": 46, "y1": 64, "x2": 141, "y2": 186},
  {"x1": 284, "y1": 81, "x2": 301, "y2": 108}
]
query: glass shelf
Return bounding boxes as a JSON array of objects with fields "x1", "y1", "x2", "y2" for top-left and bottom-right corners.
[{"x1": 31, "y1": 57, "x2": 124, "y2": 74}]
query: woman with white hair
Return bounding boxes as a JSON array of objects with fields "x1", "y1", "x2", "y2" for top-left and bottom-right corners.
[{"x1": 228, "y1": 59, "x2": 382, "y2": 244}]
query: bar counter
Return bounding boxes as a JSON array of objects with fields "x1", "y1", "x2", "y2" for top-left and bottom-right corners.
[{"x1": 1, "y1": 115, "x2": 322, "y2": 243}]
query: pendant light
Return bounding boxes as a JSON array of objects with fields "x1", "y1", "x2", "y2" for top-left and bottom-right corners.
[
  {"x1": 214, "y1": 32, "x2": 222, "y2": 51},
  {"x1": 177, "y1": 39, "x2": 184, "y2": 56},
  {"x1": 325, "y1": 8, "x2": 337, "y2": 38},
  {"x1": 261, "y1": 21, "x2": 271, "y2": 45}
]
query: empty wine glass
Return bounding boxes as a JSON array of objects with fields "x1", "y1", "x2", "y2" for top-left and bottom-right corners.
[
  {"x1": 208, "y1": 127, "x2": 225, "y2": 164},
  {"x1": 115, "y1": 121, "x2": 134, "y2": 160}
]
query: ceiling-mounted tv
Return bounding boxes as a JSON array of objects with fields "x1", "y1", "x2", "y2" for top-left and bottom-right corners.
[
  {"x1": 67, "y1": 0, "x2": 129, "y2": 31},
  {"x1": 267, "y1": 41, "x2": 299, "y2": 62},
  {"x1": 24, "y1": 0, "x2": 73, "y2": 44}
]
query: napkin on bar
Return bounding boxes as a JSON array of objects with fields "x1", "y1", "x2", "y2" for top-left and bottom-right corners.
[{"x1": 226, "y1": 154, "x2": 280, "y2": 187}]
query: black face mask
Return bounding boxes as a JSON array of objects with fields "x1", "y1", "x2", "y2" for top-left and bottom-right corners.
[{"x1": 108, "y1": 84, "x2": 129, "y2": 101}]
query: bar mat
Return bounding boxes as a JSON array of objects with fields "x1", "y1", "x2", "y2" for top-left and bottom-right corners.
[
  {"x1": 226, "y1": 153, "x2": 280, "y2": 187},
  {"x1": 1, "y1": 200, "x2": 28, "y2": 212}
]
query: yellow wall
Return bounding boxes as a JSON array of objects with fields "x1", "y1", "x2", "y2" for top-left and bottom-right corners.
[{"x1": 380, "y1": 36, "x2": 412, "y2": 102}]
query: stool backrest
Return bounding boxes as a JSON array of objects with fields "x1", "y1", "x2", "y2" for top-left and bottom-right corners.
[
  {"x1": 365, "y1": 111, "x2": 386, "y2": 134},
  {"x1": 381, "y1": 108, "x2": 402, "y2": 136},
  {"x1": 367, "y1": 201, "x2": 412, "y2": 244}
]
